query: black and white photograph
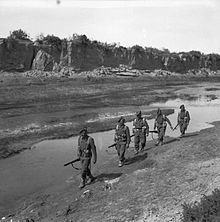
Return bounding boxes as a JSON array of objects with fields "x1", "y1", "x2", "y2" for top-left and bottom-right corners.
[{"x1": 1, "y1": 0, "x2": 220, "y2": 221}]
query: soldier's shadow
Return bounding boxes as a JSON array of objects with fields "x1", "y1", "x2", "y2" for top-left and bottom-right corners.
[
  {"x1": 180, "y1": 132, "x2": 199, "y2": 138},
  {"x1": 96, "y1": 173, "x2": 122, "y2": 182},
  {"x1": 163, "y1": 137, "x2": 180, "y2": 145},
  {"x1": 124, "y1": 152, "x2": 148, "y2": 166}
]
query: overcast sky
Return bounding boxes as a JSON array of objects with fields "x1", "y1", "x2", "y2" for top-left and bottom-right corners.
[{"x1": 0, "y1": 0, "x2": 219, "y2": 54}]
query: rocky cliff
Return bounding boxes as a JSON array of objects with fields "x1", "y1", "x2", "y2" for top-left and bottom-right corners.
[
  {"x1": 1, "y1": 35, "x2": 220, "y2": 73},
  {"x1": 0, "y1": 38, "x2": 34, "y2": 71}
]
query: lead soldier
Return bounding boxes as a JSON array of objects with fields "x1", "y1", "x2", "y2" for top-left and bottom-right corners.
[{"x1": 77, "y1": 128, "x2": 97, "y2": 189}]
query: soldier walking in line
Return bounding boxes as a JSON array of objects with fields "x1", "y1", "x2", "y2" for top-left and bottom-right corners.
[
  {"x1": 77, "y1": 127, "x2": 97, "y2": 189},
  {"x1": 176, "y1": 104, "x2": 191, "y2": 137},
  {"x1": 114, "y1": 116, "x2": 131, "y2": 167},
  {"x1": 154, "y1": 108, "x2": 173, "y2": 146},
  {"x1": 133, "y1": 111, "x2": 149, "y2": 154}
]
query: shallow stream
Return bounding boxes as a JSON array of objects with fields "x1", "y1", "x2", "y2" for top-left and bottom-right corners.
[{"x1": 1, "y1": 85, "x2": 220, "y2": 217}]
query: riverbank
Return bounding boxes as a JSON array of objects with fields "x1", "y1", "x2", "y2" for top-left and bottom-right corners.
[
  {"x1": 2, "y1": 121, "x2": 220, "y2": 222},
  {"x1": 1, "y1": 70, "x2": 220, "y2": 159}
]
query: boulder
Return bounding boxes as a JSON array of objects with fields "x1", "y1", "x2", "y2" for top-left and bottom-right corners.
[{"x1": 32, "y1": 50, "x2": 54, "y2": 71}]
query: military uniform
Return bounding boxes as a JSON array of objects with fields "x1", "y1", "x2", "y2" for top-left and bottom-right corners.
[
  {"x1": 77, "y1": 129, "x2": 97, "y2": 188},
  {"x1": 177, "y1": 108, "x2": 190, "y2": 136},
  {"x1": 154, "y1": 109, "x2": 173, "y2": 145},
  {"x1": 114, "y1": 117, "x2": 131, "y2": 167},
  {"x1": 133, "y1": 112, "x2": 149, "y2": 153}
]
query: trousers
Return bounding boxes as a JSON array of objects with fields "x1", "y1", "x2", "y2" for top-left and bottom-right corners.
[
  {"x1": 116, "y1": 143, "x2": 126, "y2": 162},
  {"x1": 134, "y1": 131, "x2": 146, "y2": 151},
  {"x1": 80, "y1": 158, "x2": 92, "y2": 180}
]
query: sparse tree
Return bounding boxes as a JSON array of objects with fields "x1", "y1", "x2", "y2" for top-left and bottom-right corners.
[{"x1": 8, "y1": 29, "x2": 30, "y2": 40}]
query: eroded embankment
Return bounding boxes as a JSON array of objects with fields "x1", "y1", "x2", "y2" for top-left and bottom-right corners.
[{"x1": 3, "y1": 121, "x2": 220, "y2": 222}]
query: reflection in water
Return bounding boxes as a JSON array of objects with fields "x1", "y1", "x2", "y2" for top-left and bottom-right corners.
[{"x1": 1, "y1": 95, "x2": 220, "y2": 217}]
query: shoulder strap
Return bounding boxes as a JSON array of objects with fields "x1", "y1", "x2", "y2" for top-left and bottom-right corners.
[
  {"x1": 78, "y1": 135, "x2": 82, "y2": 145},
  {"x1": 87, "y1": 136, "x2": 91, "y2": 145}
]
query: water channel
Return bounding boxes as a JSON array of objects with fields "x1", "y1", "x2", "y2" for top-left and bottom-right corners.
[{"x1": 1, "y1": 90, "x2": 220, "y2": 217}]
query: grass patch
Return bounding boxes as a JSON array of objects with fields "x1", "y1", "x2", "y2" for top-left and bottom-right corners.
[{"x1": 181, "y1": 189, "x2": 220, "y2": 222}]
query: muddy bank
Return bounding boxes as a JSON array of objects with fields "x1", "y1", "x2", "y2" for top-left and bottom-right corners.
[{"x1": 2, "y1": 120, "x2": 220, "y2": 222}]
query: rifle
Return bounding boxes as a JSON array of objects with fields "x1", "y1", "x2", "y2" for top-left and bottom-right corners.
[
  {"x1": 108, "y1": 134, "x2": 134, "y2": 149},
  {"x1": 173, "y1": 122, "x2": 180, "y2": 130},
  {"x1": 149, "y1": 130, "x2": 158, "y2": 134},
  {"x1": 64, "y1": 157, "x2": 80, "y2": 169}
]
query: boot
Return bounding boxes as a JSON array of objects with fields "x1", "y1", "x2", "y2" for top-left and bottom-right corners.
[
  {"x1": 139, "y1": 146, "x2": 144, "y2": 152},
  {"x1": 155, "y1": 141, "x2": 160, "y2": 146},
  {"x1": 79, "y1": 179, "x2": 85, "y2": 189},
  {"x1": 118, "y1": 161, "x2": 123, "y2": 167},
  {"x1": 87, "y1": 176, "x2": 95, "y2": 184},
  {"x1": 134, "y1": 149, "x2": 139, "y2": 155}
]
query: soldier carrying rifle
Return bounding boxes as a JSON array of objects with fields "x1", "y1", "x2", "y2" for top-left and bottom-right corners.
[
  {"x1": 154, "y1": 108, "x2": 173, "y2": 146},
  {"x1": 176, "y1": 104, "x2": 190, "y2": 137},
  {"x1": 133, "y1": 111, "x2": 149, "y2": 154},
  {"x1": 114, "y1": 116, "x2": 131, "y2": 167},
  {"x1": 77, "y1": 127, "x2": 97, "y2": 189}
]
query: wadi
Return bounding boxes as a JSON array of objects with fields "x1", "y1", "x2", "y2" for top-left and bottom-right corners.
[{"x1": 1, "y1": 30, "x2": 220, "y2": 222}]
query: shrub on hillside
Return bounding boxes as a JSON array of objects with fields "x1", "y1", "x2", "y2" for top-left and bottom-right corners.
[
  {"x1": 8, "y1": 29, "x2": 30, "y2": 40},
  {"x1": 181, "y1": 188, "x2": 220, "y2": 222},
  {"x1": 35, "y1": 34, "x2": 61, "y2": 48}
]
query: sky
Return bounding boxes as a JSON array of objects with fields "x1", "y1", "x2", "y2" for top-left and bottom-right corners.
[{"x1": 0, "y1": 0, "x2": 220, "y2": 54}]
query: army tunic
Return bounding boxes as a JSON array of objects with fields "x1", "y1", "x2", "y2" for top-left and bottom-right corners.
[
  {"x1": 177, "y1": 110, "x2": 190, "y2": 135},
  {"x1": 154, "y1": 114, "x2": 172, "y2": 143},
  {"x1": 114, "y1": 124, "x2": 131, "y2": 162},
  {"x1": 78, "y1": 135, "x2": 97, "y2": 181},
  {"x1": 133, "y1": 117, "x2": 149, "y2": 151}
]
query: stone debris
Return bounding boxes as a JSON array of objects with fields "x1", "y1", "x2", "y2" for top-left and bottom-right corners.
[
  {"x1": 104, "y1": 177, "x2": 120, "y2": 191},
  {"x1": 81, "y1": 190, "x2": 92, "y2": 198}
]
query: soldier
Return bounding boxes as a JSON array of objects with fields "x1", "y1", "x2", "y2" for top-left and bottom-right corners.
[
  {"x1": 132, "y1": 111, "x2": 149, "y2": 154},
  {"x1": 154, "y1": 108, "x2": 173, "y2": 146},
  {"x1": 177, "y1": 104, "x2": 190, "y2": 137},
  {"x1": 77, "y1": 127, "x2": 97, "y2": 189},
  {"x1": 114, "y1": 116, "x2": 131, "y2": 167}
]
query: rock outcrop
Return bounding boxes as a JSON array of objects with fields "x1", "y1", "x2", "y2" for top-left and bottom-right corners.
[
  {"x1": 0, "y1": 38, "x2": 34, "y2": 71},
  {"x1": 32, "y1": 50, "x2": 55, "y2": 71},
  {"x1": 1, "y1": 35, "x2": 220, "y2": 73}
]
